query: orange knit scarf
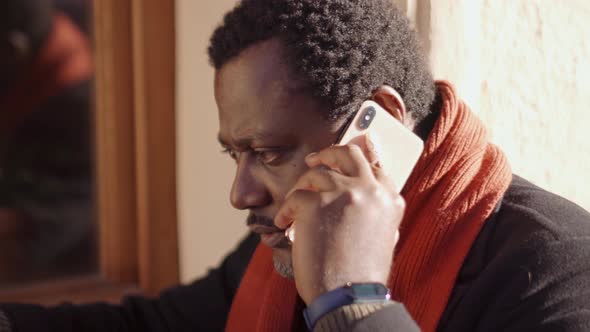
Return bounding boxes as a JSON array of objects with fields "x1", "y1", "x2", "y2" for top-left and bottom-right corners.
[{"x1": 226, "y1": 81, "x2": 512, "y2": 332}]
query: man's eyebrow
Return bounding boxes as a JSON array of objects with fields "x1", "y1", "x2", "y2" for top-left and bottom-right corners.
[{"x1": 217, "y1": 131, "x2": 280, "y2": 148}]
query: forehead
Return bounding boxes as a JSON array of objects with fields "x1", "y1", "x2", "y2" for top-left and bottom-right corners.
[
  {"x1": 215, "y1": 39, "x2": 302, "y2": 100},
  {"x1": 215, "y1": 39, "x2": 329, "y2": 145}
]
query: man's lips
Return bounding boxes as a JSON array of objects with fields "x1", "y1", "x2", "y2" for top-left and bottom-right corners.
[{"x1": 250, "y1": 225, "x2": 291, "y2": 249}]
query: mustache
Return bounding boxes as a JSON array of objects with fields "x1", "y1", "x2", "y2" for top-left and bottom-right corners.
[
  {"x1": 247, "y1": 213, "x2": 291, "y2": 249},
  {"x1": 246, "y1": 213, "x2": 281, "y2": 230}
]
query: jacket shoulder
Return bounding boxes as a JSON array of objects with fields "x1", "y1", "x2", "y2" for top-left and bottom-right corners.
[
  {"x1": 440, "y1": 175, "x2": 590, "y2": 331},
  {"x1": 501, "y1": 175, "x2": 590, "y2": 240}
]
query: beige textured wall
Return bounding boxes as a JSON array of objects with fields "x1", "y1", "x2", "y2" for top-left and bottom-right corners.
[
  {"x1": 176, "y1": 1, "x2": 245, "y2": 282},
  {"x1": 424, "y1": 0, "x2": 590, "y2": 211},
  {"x1": 177, "y1": 0, "x2": 590, "y2": 282}
]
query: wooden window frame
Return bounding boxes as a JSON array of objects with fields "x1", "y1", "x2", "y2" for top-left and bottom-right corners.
[{"x1": 0, "y1": 0, "x2": 179, "y2": 305}]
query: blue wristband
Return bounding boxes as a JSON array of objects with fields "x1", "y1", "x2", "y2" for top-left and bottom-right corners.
[{"x1": 303, "y1": 283, "x2": 391, "y2": 331}]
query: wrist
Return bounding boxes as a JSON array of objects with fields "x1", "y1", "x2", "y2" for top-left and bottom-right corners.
[{"x1": 303, "y1": 282, "x2": 391, "y2": 331}]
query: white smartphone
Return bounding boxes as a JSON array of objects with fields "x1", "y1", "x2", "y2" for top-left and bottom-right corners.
[
  {"x1": 285, "y1": 101, "x2": 423, "y2": 243},
  {"x1": 337, "y1": 100, "x2": 424, "y2": 193}
]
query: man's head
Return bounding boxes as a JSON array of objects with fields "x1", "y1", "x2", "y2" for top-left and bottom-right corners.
[
  {"x1": 209, "y1": 0, "x2": 437, "y2": 277},
  {"x1": 0, "y1": 0, "x2": 53, "y2": 91}
]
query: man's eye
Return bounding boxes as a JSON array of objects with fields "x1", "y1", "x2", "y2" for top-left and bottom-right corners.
[
  {"x1": 221, "y1": 148, "x2": 239, "y2": 161},
  {"x1": 254, "y1": 150, "x2": 282, "y2": 165},
  {"x1": 221, "y1": 147, "x2": 284, "y2": 166}
]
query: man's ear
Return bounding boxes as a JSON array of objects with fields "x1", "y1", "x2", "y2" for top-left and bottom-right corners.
[{"x1": 371, "y1": 85, "x2": 407, "y2": 123}]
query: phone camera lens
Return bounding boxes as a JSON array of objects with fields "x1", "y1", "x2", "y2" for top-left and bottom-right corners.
[{"x1": 358, "y1": 106, "x2": 376, "y2": 129}]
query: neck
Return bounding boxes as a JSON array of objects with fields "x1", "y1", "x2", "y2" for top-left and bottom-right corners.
[{"x1": 413, "y1": 91, "x2": 443, "y2": 141}]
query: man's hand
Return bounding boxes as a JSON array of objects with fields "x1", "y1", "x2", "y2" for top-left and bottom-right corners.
[{"x1": 274, "y1": 135, "x2": 405, "y2": 305}]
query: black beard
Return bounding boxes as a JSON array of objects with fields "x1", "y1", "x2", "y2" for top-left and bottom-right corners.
[{"x1": 273, "y1": 253, "x2": 294, "y2": 279}]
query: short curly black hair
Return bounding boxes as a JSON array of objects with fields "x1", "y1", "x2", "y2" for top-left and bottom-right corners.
[{"x1": 208, "y1": 0, "x2": 437, "y2": 126}]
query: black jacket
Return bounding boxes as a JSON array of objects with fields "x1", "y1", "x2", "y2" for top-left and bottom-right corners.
[{"x1": 2, "y1": 175, "x2": 590, "y2": 331}]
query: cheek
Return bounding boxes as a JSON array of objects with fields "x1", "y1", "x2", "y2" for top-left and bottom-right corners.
[{"x1": 264, "y1": 160, "x2": 310, "y2": 203}]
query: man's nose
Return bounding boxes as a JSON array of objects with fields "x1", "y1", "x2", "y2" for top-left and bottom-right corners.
[{"x1": 230, "y1": 157, "x2": 271, "y2": 210}]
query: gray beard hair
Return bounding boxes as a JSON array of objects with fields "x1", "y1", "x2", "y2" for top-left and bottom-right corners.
[{"x1": 273, "y1": 255, "x2": 294, "y2": 279}]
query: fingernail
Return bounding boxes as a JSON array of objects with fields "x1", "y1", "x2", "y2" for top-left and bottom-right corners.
[{"x1": 285, "y1": 223, "x2": 296, "y2": 243}]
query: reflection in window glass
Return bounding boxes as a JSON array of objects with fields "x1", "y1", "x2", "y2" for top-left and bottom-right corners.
[{"x1": 0, "y1": 0, "x2": 97, "y2": 287}]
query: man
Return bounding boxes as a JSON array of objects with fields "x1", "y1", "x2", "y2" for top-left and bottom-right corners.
[
  {"x1": 0, "y1": 0, "x2": 95, "y2": 283},
  {"x1": 2, "y1": 0, "x2": 590, "y2": 331}
]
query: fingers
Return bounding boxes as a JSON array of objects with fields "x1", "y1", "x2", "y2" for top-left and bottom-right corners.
[
  {"x1": 274, "y1": 189, "x2": 320, "y2": 229},
  {"x1": 305, "y1": 135, "x2": 391, "y2": 187},
  {"x1": 305, "y1": 143, "x2": 372, "y2": 177},
  {"x1": 291, "y1": 165, "x2": 347, "y2": 193}
]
